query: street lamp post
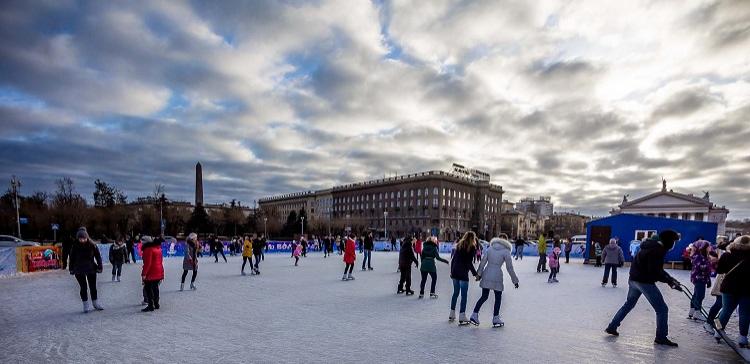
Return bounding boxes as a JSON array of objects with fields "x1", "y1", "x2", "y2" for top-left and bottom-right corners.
[
  {"x1": 10, "y1": 176, "x2": 21, "y2": 238},
  {"x1": 264, "y1": 217, "x2": 268, "y2": 238},
  {"x1": 301, "y1": 216, "x2": 305, "y2": 237},
  {"x1": 384, "y1": 211, "x2": 388, "y2": 240},
  {"x1": 159, "y1": 193, "x2": 166, "y2": 236}
]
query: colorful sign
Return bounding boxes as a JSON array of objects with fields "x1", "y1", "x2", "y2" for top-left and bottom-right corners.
[{"x1": 16, "y1": 246, "x2": 61, "y2": 273}]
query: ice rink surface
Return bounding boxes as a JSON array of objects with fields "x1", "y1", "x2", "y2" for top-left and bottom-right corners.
[{"x1": 0, "y1": 252, "x2": 743, "y2": 363}]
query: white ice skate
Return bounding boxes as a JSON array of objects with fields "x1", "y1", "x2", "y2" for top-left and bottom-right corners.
[
  {"x1": 190, "y1": 283, "x2": 197, "y2": 290},
  {"x1": 112, "y1": 275, "x2": 116, "y2": 282},
  {"x1": 82, "y1": 301, "x2": 91, "y2": 313},
  {"x1": 492, "y1": 315, "x2": 504, "y2": 328},
  {"x1": 458, "y1": 313, "x2": 470, "y2": 326},
  {"x1": 116, "y1": 276, "x2": 121, "y2": 282},
  {"x1": 469, "y1": 312, "x2": 480, "y2": 326},
  {"x1": 92, "y1": 300, "x2": 103, "y2": 311},
  {"x1": 348, "y1": 274, "x2": 355, "y2": 280},
  {"x1": 449, "y1": 310, "x2": 456, "y2": 322},
  {"x1": 342, "y1": 274, "x2": 348, "y2": 281},
  {"x1": 180, "y1": 283, "x2": 184, "y2": 291}
]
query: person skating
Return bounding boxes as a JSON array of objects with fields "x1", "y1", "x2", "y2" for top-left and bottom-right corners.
[
  {"x1": 419, "y1": 236, "x2": 448, "y2": 299},
  {"x1": 470, "y1": 237, "x2": 519, "y2": 327},
  {"x1": 362, "y1": 232, "x2": 374, "y2": 271},
  {"x1": 300, "y1": 236, "x2": 308, "y2": 258},
  {"x1": 241, "y1": 235, "x2": 254, "y2": 275},
  {"x1": 536, "y1": 233, "x2": 548, "y2": 272},
  {"x1": 704, "y1": 239, "x2": 728, "y2": 334},
  {"x1": 594, "y1": 241, "x2": 603, "y2": 267},
  {"x1": 69, "y1": 227, "x2": 104, "y2": 313},
  {"x1": 398, "y1": 236, "x2": 418, "y2": 295},
  {"x1": 323, "y1": 235, "x2": 331, "y2": 258},
  {"x1": 688, "y1": 239, "x2": 711, "y2": 320},
  {"x1": 547, "y1": 245, "x2": 561, "y2": 283},
  {"x1": 414, "y1": 236, "x2": 423, "y2": 261},
  {"x1": 715, "y1": 235, "x2": 750, "y2": 348},
  {"x1": 180, "y1": 233, "x2": 199, "y2": 290},
  {"x1": 564, "y1": 238, "x2": 573, "y2": 263},
  {"x1": 601, "y1": 238, "x2": 625, "y2": 287},
  {"x1": 210, "y1": 235, "x2": 227, "y2": 263},
  {"x1": 109, "y1": 237, "x2": 127, "y2": 282},
  {"x1": 342, "y1": 234, "x2": 356, "y2": 280},
  {"x1": 252, "y1": 235, "x2": 264, "y2": 274},
  {"x1": 449, "y1": 232, "x2": 478, "y2": 325},
  {"x1": 141, "y1": 236, "x2": 164, "y2": 312},
  {"x1": 293, "y1": 243, "x2": 302, "y2": 266},
  {"x1": 514, "y1": 237, "x2": 525, "y2": 260},
  {"x1": 605, "y1": 229, "x2": 683, "y2": 347}
]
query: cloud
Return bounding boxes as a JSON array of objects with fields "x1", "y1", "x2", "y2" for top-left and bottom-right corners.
[{"x1": 0, "y1": 0, "x2": 748, "y2": 219}]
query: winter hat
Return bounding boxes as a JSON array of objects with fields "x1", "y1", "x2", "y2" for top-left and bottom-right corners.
[
  {"x1": 728, "y1": 235, "x2": 750, "y2": 253},
  {"x1": 141, "y1": 235, "x2": 153, "y2": 244},
  {"x1": 76, "y1": 227, "x2": 90, "y2": 241},
  {"x1": 187, "y1": 233, "x2": 198, "y2": 242},
  {"x1": 609, "y1": 238, "x2": 618, "y2": 245},
  {"x1": 657, "y1": 229, "x2": 679, "y2": 250}
]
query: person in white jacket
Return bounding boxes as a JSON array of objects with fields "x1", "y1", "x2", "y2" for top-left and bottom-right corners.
[{"x1": 470, "y1": 238, "x2": 520, "y2": 327}]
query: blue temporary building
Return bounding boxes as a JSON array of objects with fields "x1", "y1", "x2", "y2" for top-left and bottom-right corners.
[{"x1": 586, "y1": 214, "x2": 718, "y2": 262}]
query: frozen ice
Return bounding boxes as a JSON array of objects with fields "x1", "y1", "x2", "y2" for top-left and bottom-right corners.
[{"x1": 0, "y1": 252, "x2": 743, "y2": 363}]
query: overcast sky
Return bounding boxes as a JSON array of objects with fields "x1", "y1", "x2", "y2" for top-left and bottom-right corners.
[{"x1": 1, "y1": 0, "x2": 748, "y2": 218}]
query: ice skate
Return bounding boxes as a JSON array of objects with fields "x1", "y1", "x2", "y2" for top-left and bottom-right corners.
[
  {"x1": 418, "y1": 293, "x2": 424, "y2": 299},
  {"x1": 116, "y1": 276, "x2": 121, "y2": 282},
  {"x1": 552, "y1": 278, "x2": 559, "y2": 283},
  {"x1": 111, "y1": 275, "x2": 116, "y2": 282},
  {"x1": 492, "y1": 315, "x2": 504, "y2": 328},
  {"x1": 180, "y1": 283, "x2": 184, "y2": 291},
  {"x1": 141, "y1": 305, "x2": 154, "y2": 312},
  {"x1": 601, "y1": 282, "x2": 606, "y2": 287},
  {"x1": 348, "y1": 274, "x2": 355, "y2": 280},
  {"x1": 397, "y1": 288, "x2": 405, "y2": 294},
  {"x1": 469, "y1": 312, "x2": 480, "y2": 326},
  {"x1": 82, "y1": 301, "x2": 91, "y2": 313},
  {"x1": 342, "y1": 274, "x2": 348, "y2": 281},
  {"x1": 739, "y1": 335, "x2": 748, "y2": 349},
  {"x1": 430, "y1": 293, "x2": 438, "y2": 299},
  {"x1": 458, "y1": 313, "x2": 470, "y2": 326},
  {"x1": 687, "y1": 308, "x2": 695, "y2": 320},
  {"x1": 190, "y1": 283, "x2": 197, "y2": 290},
  {"x1": 448, "y1": 310, "x2": 456, "y2": 322},
  {"x1": 548, "y1": 278, "x2": 553, "y2": 283},
  {"x1": 241, "y1": 271, "x2": 246, "y2": 276},
  {"x1": 92, "y1": 300, "x2": 104, "y2": 311},
  {"x1": 405, "y1": 290, "x2": 414, "y2": 296}
]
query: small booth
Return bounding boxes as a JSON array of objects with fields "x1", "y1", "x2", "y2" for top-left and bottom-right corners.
[{"x1": 586, "y1": 214, "x2": 717, "y2": 263}]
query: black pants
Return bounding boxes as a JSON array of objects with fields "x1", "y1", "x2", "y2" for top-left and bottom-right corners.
[
  {"x1": 603, "y1": 264, "x2": 618, "y2": 285},
  {"x1": 565, "y1": 251, "x2": 570, "y2": 263},
  {"x1": 144, "y1": 280, "x2": 160, "y2": 308},
  {"x1": 181, "y1": 269, "x2": 197, "y2": 283},
  {"x1": 75, "y1": 273, "x2": 97, "y2": 301},
  {"x1": 537, "y1": 254, "x2": 547, "y2": 272},
  {"x1": 324, "y1": 246, "x2": 329, "y2": 257},
  {"x1": 344, "y1": 264, "x2": 354, "y2": 275},
  {"x1": 302, "y1": 247, "x2": 307, "y2": 257},
  {"x1": 294, "y1": 256, "x2": 299, "y2": 265},
  {"x1": 242, "y1": 256, "x2": 252, "y2": 271},
  {"x1": 548, "y1": 267, "x2": 559, "y2": 280},
  {"x1": 112, "y1": 263, "x2": 123, "y2": 277},
  {"x1": 420, "y1": 271, "x2": 437, "y2": 294},
  {"x1": 254, "y1": 254, "x2": 261, "y2": 270},
  {"x1": 398, "y1": 267, "x2": 412, "y2": 291},
  {"x1": 214, "y1": 249, "x2": 227, "y2": 263},
  {"x1": 595, "y1": 256, "x2": 602, "y2": 267},
  {"x1": 473, "y1": 288, "x2": 502, "y2": 316}
]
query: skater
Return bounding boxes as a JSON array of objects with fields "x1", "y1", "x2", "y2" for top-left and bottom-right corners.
[
  {"x1": 293, "y1": 242, "x2": 302, "y2": 266},
  {"x1": 362, "y1": 232, "x2": 374, "y2": 271},
  {"x1": 688, "y1": 239, "x2": 711, "y2": 320},
  {"x1": 594, "y1": 241, "x2": 603, "y2": 267},
  {"x1": 682, "y1": 244, "x2": 694, "y2": 270},
  {"x1": 252, "y1": 235, "x2": 264, "y2": 274},
  {"x1": 564, "y1": 238, "x2": 573, "y2": 263},
  {"x1": 211, "y1": 235, "x2": 227, "y2": 263},
  {"x1": 323, "y1": 235, "x2": 331, "y2": 258},
  {"x1": 336, "y1": 235, "x2": 343, "y2": 255},
  {"x1": 301, "y1": 236, "x2": 308, "y2": 258},
  {"x1": 514, "y1": 237, "x2": 525, "y2": 260},
  {"x1": 127, "y1": 235, "x2": 139, "y2": 263},
  {"x1": 241, "y1": 235, "x2": 254, "y2": 275},
  {"x1": 342, "y1": 234, "x2": 356, "y2": 280},
  {"x1": 69, "y1": 227, "x2": 104, "y2": 313},
  {"x1": 141, "y1": 236, "x2": 164, "y2": 312},
  {"x1": 419, "y1": 236, "x2": 449, "y2": 299},
  {"x1": 547, "y1": 245, "x2": 561, "y2": 283},
  {"x1": 449, "y1": 232, "x2": 478, "y2": 324},
  {"x1": 705, "y1": 240, "x2": 728, "y2": 334},
  {"x1": 109, "y1": 237, "x2": 127, "y2": 282},
  {"x1": 180, "y1": 233, "x2": 199, "y2": 291},
  {"x1": 470, "y1": 237, "x2": 519, "y2": 327},
  {"x1": 415, "y1": 236, "x2": 423, "y2": 261},
  {"x1": 715, "y1": 235, "x2": 750, "y2": 348},
  {"x1": 398, "y1": 236, "x2": 419, "y2": 295},
  {"x1": 601, "y1": 238, "x2": 625, "y2": 287},
  {"x1": 536, "y1": 233, "x2": 548, "y2": 272},
  {"x1": 605, "y1": 229, "x2": 683, "y2": 347}
]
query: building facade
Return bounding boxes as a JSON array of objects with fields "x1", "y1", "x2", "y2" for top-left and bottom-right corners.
[
  {"x1": 610, "y1": 180, "x2": 729, "y2": 236},
  {"x1": 258, "y1": 170, "x2": 504, "y2": 240}
]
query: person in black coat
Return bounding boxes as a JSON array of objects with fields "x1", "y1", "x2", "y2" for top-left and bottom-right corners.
[
  {"x1": 211, "y1": 235, "x2": 227, "y2": 263},
  {"x1": 362, "y1": 232, "x2": 375, "y2": 271},
  {"x1": 69, "y1": 227, "x2": 104, "y2": 313},
  {"x1": 398, "y1": 236, "x2": 418, "y2": 295},
  {"x1": 606, "y1": 229, "x2": 683, "y2": 346}
]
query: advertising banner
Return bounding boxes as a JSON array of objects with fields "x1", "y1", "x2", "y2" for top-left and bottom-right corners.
[
  {"x1": 0, "y1": 247, "x2": 17, "y2": 276},
  {"x1": 16, "y1": 246, "x2": 62, "y2": 273}
]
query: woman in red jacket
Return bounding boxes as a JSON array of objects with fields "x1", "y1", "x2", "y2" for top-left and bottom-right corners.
[
  {"x1": 141, "y1": 236, "x2": 165, "y2": 312},
  {"x1": 342, "y1": 234, "x2": 357, "y2": 281}
]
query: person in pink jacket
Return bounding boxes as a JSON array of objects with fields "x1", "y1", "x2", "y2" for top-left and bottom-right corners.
[
  {"x1": 548, "y1": 246, "x2": 561, "y2": 283},
  {"x1": 293, "y1": 243, "x2": 302, "y2": 266}
]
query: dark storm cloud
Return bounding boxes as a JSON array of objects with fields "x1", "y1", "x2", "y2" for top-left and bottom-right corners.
[{"x1": 652, "y1": 87, "x2": 723, "y2": 119}]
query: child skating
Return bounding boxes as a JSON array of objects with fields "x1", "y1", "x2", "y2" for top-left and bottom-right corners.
[
  {"x1": 342, "y1": 234, "x2": 356, "y2": 280},
  {"x1": 419, "y1": 236, "x2": 448, "y2": 299},
  {"x1": 293, "y1": 243, "x2": 302, "y2": 266},
  {"x1": 548, "y1": 245, "x2": 561, "y2": 283}
]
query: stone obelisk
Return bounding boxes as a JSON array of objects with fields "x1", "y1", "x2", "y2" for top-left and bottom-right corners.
[{"x1": 195, "y1": 162, "x2": 204, "y2": 207}]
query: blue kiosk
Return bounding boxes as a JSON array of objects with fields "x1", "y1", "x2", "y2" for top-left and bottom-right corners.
[{"x1": 586, "y1": 214, "x2": 718, "y2": 262}]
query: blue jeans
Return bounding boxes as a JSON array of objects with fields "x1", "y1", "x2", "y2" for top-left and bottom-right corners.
[
  {"x1": 719, "y1": 294, "x2": 750, "y2": 336},
  {"x1": 451, "y1": 279, "x2": 469, "y2": 313},
  {"x1": 608, "y1": 280, "x2": 669, "y2": 340},
  {"x1": 362, "y1": 250, "x2": 372, "y2": 269},
  {"x1": 707, "y1": 295, "x2": 722, "y2": 323},
  {"x1": 691, "y1": 282, "x2": 707, "y2": 311}
]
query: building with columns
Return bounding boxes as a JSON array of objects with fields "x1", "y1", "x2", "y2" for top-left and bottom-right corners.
[{"x1": 610, "y1": 180, "x2": 729, "y2": 236}]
